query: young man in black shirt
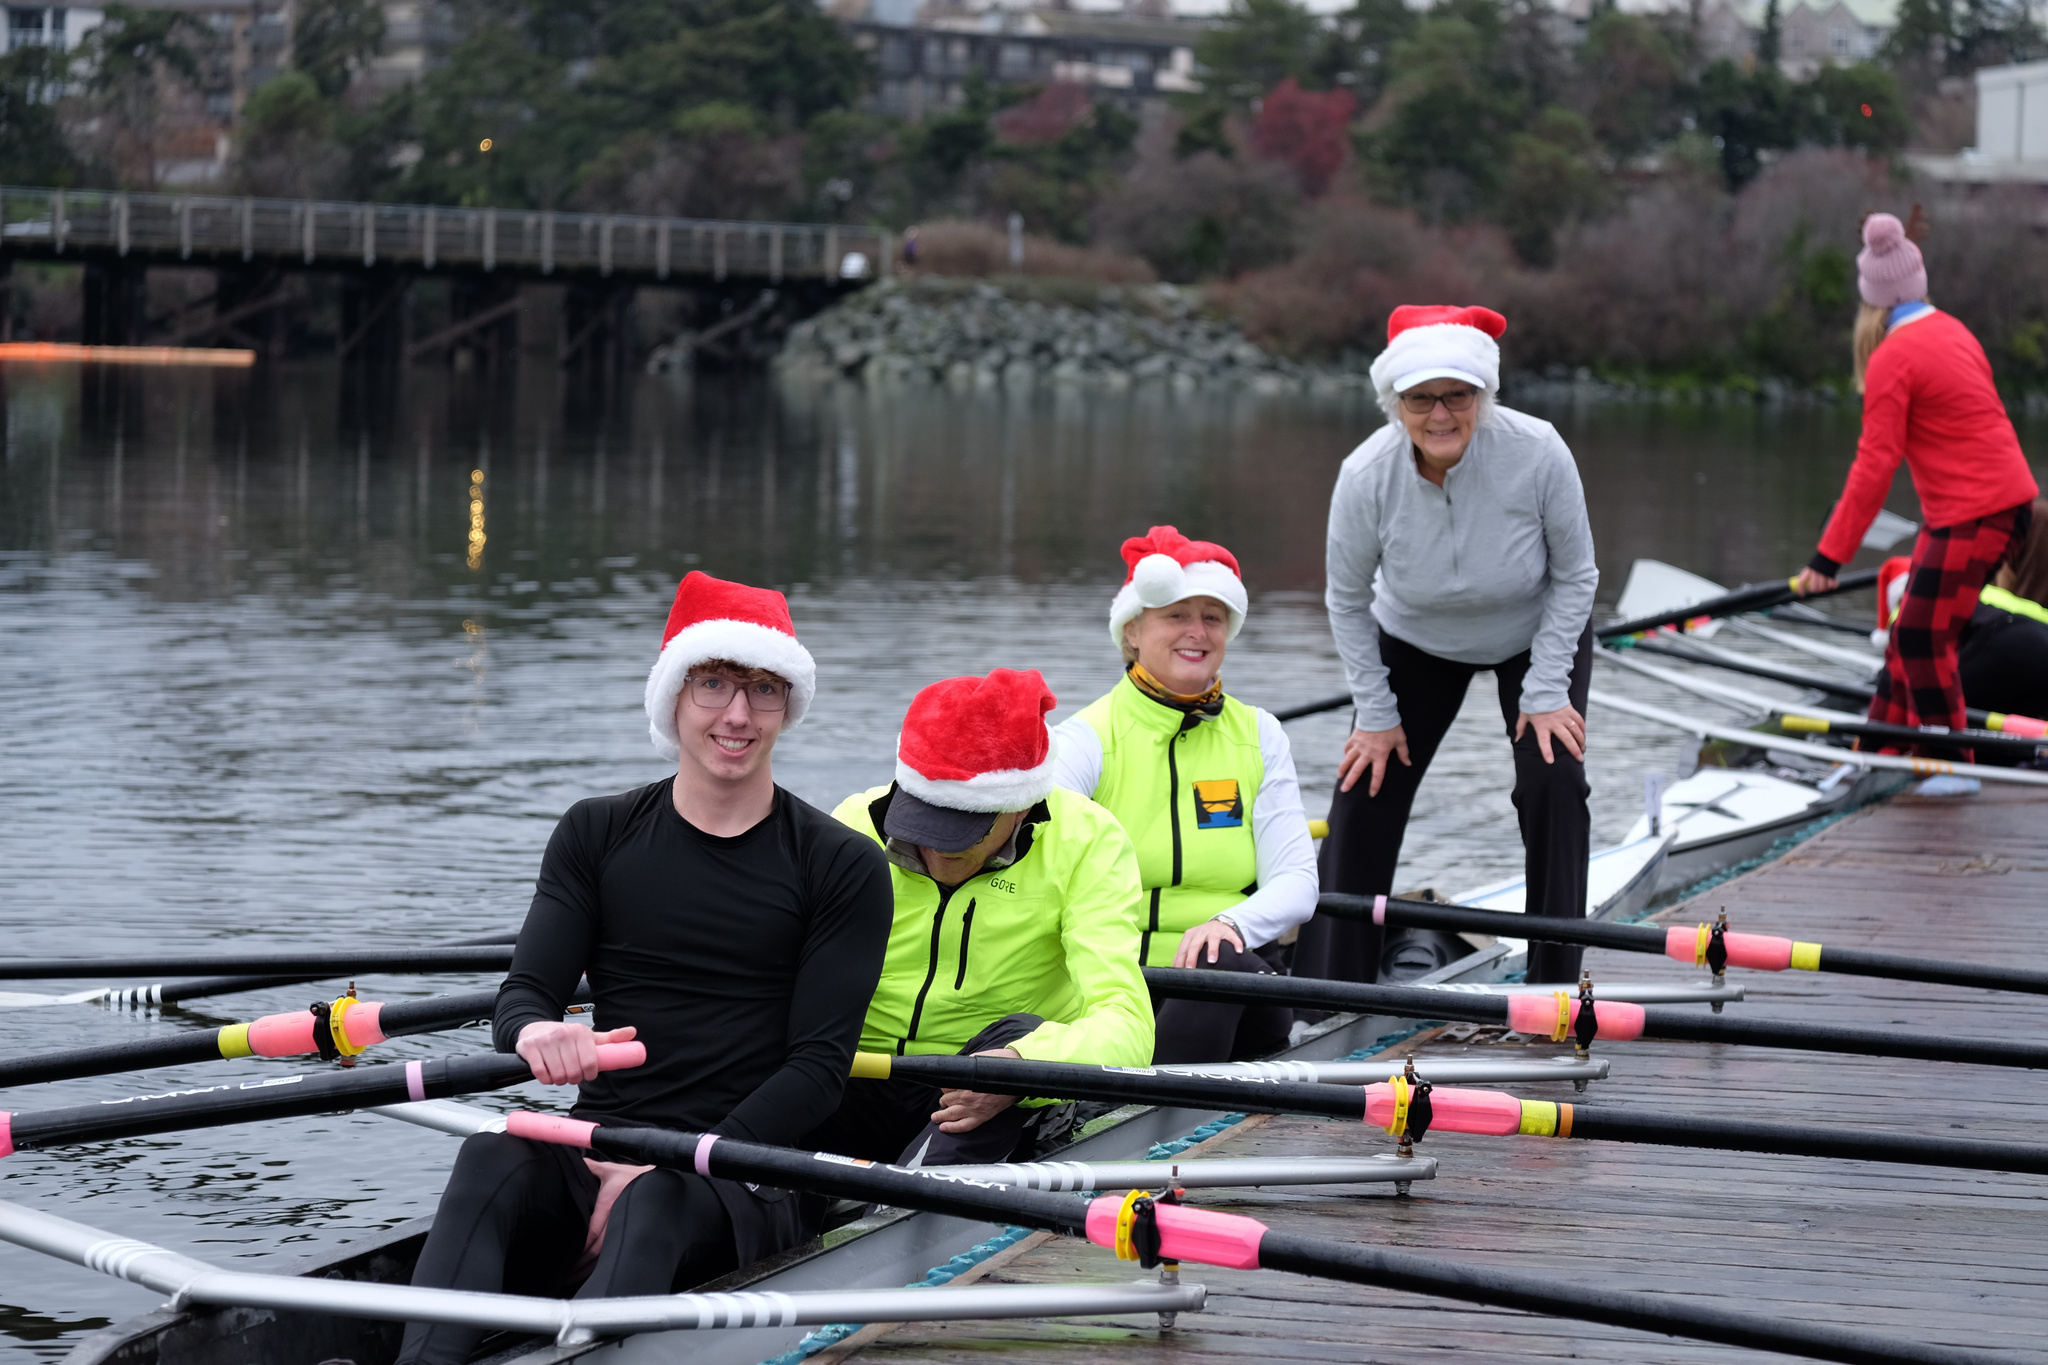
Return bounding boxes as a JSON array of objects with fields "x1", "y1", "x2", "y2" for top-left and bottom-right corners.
[{"x1": 398, "y1": 572, "x2": 893, "y2": 1365}]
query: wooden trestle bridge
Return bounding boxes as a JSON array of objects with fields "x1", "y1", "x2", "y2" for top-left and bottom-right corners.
[{"x1": 0, "y1": 184, "x2": 893, "y2": 366}]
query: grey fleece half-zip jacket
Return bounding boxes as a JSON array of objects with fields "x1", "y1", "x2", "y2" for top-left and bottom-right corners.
[{"x1": 1326, "y1": 404, "x2": 1598, "y2": 731}]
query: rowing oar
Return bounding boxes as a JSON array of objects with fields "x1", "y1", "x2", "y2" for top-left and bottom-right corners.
[
  {"x1": 1141, "y1": 967, "x2": 2048, "y2": 1070},
  {"x1": 1271, "y1": 693, "x2": 1351, "y2": 722},
  {"x1": 0, "y1": 931, "x2": 524, "y2": 1009},
  {"x1": 1312, "y1": 893, "x2": 2048, "y2": 995},
  {"x1": 1594, "y1": 688, "x2": 2048, "y2": 788},
  {"x1": 0, "y1": 1044, "x2": 642, "y2": 1155},
  {"x1": 856, "y1": 1053, "x2": 2048, "y2": 1176},
  {"x1": 1778, "y1": 711, "x2": 2047, "y2": 758},
  {"x1": 0, "y1": 945, "x2": 518, "y2": 982},
  {"x1": 0, "y1": 985, "x2": 593, "y2": 1090},
  {"x1": 502, "y1": 1111, "x2": 2012, "y2": 1365},
  {"x1": 1612, "y1": 636, "x2": 2048, "y2": 737},
  {"x1": 1596, "y1": 568, "x2": 1881, "y2": 641}
]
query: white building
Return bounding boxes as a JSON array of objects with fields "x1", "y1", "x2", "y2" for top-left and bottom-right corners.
[{"x1": 1909, "y1": 59, "x2": 2048, "y2": 183}]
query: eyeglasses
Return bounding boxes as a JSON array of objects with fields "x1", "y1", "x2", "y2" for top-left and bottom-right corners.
[
  {"x1": 1399, "y1": 388, "x2": 1479, "y2": 415},
  {"x1": 685, "y1": 674, "x2": 790, "y2": 712}
]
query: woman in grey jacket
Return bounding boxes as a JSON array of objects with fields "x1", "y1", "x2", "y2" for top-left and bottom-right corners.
[{"x1": 1296, "y1": 305, "x2": 1598, "y2": 987}]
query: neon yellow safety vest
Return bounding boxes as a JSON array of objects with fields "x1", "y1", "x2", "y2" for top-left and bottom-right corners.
[
  {"x1": 1075, "y1": 676, "x2": 1265, "y2": 965},
  {"x1": 831, "y1": 784, "x2": 1152, "y2": 1071},
  {"x1": 1982, "y1": 584, "x2": 2048, "y2": 627}
]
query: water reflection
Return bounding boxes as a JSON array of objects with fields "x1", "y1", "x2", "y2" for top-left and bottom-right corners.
[{"x1": 0, "y1": 362, "x2": 1955, "y2": 1357}]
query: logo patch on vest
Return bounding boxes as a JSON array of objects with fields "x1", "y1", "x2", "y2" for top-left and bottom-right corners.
[{"x1": 1193, "y1": 779, "x2": 1244, "y2": 829}]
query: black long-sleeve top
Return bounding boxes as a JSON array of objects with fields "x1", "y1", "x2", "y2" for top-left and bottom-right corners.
[{"x1": 494, "y1": 780, "x2": 893, "y2": 1146}]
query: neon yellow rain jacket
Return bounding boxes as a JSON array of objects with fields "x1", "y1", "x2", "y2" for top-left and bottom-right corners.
[{"x1": 831, "y1": 784, "x2": 1153, "y2": 1069}]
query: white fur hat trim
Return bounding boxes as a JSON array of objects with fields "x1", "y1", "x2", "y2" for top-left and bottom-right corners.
[
  {"x1": 645, "y1": 619, "x2": 817, "y2": 760},
  {"x1": 1369, "y1": 321, "x2": 1501, "y2": 409},
  {"x1": 1107, "y1": 555, "x2": 1248, "y2": 647},
  {"x1": 894, "y1": 724, "x2": 1060, "y2": 812}
]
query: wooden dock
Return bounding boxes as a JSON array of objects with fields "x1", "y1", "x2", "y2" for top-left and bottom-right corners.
[{"x1": 824, "y1": 785, "x2": 2048, "y2": 1362}]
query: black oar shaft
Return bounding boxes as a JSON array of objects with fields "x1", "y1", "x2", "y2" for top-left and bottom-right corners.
[
  {"x1": 556, "y1": 1122, "x2": 2005, "y2": 1365},
  {"x1": 1271, "y1": 693, "x2": 1352, "y2": 723},
  {"x1": 1628, "y1": 638, "x2": 1877, "y2": 701},
  {"x1": 151, "y1": 932, "x2": 522, "y2": 1004},
  {"x1": 1, "y1": 1053, "x2": 530, "y2": 1151},
  {"x1": 1142, "y1": 968, "x2": 2048, "y2": 1069},
  {"x1": 1783, "y1": 713, "x2": 2045, "y2": 756},
  {"x1": 0, "y1": 947, "x2": 516, "y2": 981},
  {"x1": 0, "y1": 988, "x2": 521, "y2": 1090},
  {"x1": 1564, "y1": 1107, "x2": 2048, "y2": 1174},
  {"x1": 1320, "y1": 892, "x2": 1666, "y2": 953},
  {"x1": 1597, "y1": 568, "x2": 1881, "y2": 640},
  {"x1": 1313, "y1": 895, "x2": 2048, "y2": 996},
  {"x1": 874, "y1": 1054, "x2": 2048, "y2": 1176},
  {"x1": 1252, "y1": 1234, "x2": 2002, "y2": 1365},
  {"x1": 880, "y1": 1053, "x2": 1365, "y2": 1119}
]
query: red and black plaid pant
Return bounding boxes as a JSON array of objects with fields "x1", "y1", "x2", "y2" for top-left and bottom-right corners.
[{"x1": 1871, "y1": 501, "x2": 2033, "y2": 745}]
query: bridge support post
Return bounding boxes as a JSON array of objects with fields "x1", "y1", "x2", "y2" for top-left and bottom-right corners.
[
  {"x1": 559, "y1": 281, "x2": 635, "y2": 371},
  {"x1": 445, "y1": 275, "x2": 520, "y2": 369},
  {"x1": 339, "y1": 269, "x2": 410, "y2": 366},
  {"x1": 81, "y1": 260, "x2": 148, "y2": 346}
]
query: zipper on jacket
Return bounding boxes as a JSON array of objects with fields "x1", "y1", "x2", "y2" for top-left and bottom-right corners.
[
  {"x1": 1141, "y1": 888, "x2": 1162, "y2": 966},
  {"x1": 902, "y1": 883, "x2": 959, "y2": 1051},
  {"x1": 952, "y1": 898, "x2": 978, "y2": 990},
  {"x1": 1167, "y1": 721, "x2": 1191, "y2": 887}
]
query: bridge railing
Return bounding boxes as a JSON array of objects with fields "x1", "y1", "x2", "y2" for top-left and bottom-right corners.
[{"x1": 0, "y1": 185, "x2": 894, "y2": 282}]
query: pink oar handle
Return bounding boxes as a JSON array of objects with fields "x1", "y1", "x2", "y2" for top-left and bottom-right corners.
[
  {"x1": 1085, "y1": 1196, "x2": 1267, "y2": 1269},
  {"x1": 595, "y1": 1041, "x2": 646, "y2": 1070},
  {"x1": 0, "y1": 1112, "x2": 12, "y2": 1160},
  {"x1": 507, "y1": 1110, "x2": 599, "y2": 1148},
  {"x1": 1992, "y1": 711, "x2": 2048, "y2": 739},
  {"x1": 1504, "y1": 993, "x2": 1646, "y2": 1041},
  {"x1": 1364, "y1": 1082, "x2": 1523, "y2": 1135}
]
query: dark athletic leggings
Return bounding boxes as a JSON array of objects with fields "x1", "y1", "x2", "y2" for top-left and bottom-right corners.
[
  {"x1": 1295, "y1": 623, "x2": 1593, "y2": 986},
  {"x1": 803, "y1": 1013, "x2": 1053, "y2": 1166},
  {"x1": 396, "y1": 1132, "x2": 739, "y2": 1365},
  {"x1": 1152, "y1": 940, "x2": 1295, "y2": 1064}
]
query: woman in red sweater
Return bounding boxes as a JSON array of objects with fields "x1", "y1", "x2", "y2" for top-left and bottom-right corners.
[{"x1": 1792, "y1": 212, "x2": 2040, "y2": 741}]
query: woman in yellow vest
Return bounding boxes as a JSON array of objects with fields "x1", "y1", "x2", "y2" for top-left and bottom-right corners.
[{"x1": 1051, "y1": 526, "x2": 1319, "y2": 1063}]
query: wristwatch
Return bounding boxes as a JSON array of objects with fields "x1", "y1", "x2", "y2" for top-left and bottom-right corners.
[{"x1": 1211, "y1": 914, "x2": 1242, "y2": 936}]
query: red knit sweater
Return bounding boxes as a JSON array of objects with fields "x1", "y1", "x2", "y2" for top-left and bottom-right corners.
[{"x1": 1814, "y1": 310, "x2": 2039, "y2": 571}]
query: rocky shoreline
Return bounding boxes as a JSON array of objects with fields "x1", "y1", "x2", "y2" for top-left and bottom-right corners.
[
  {"x1": 777, "y1": 278, "x2": 2048, "y2": 415},
  {"x1": 776, "y1": 278, "x2": 1376, "y2": 395}
]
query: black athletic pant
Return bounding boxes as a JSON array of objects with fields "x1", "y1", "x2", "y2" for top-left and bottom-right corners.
[
  {"x1": 804, "y1": 1014, "x2": 1060, "y2": 1166},
  {"x1": 396, "y1": 1134, "x2": 739, "y2": 1365},
  {"x1": 1296, "y1": 622, "x2": 1593, "y2": 986},
  {"x1": 1152, "y1": 940, "x2": 1295, "y2": 1063}
]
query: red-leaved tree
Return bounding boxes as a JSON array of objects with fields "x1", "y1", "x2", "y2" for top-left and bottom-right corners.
[{"x1": 1250, "y1": 78, "x2": 1357, "y2": 198}]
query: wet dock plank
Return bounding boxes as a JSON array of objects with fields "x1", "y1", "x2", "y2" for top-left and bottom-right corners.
[{"x1": 831, "y1": 786, "x2": 2048, "y2": 1362}]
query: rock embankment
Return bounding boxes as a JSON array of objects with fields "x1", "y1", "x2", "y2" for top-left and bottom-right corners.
[{"x1": 777, "y1": 278, "x2": 1374, "y2": 395}]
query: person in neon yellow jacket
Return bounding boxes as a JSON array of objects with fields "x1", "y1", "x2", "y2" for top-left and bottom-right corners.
[
  {"x1": 804, "y1": 668, "x2": 1153, "y2": 1168},
  {"x1": 1052, "y1": 526, "x2": 1318, "y2": 1064}
]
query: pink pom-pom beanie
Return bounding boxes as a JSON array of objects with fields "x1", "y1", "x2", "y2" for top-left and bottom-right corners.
[{"x1": 1857, "y1": 213, "x2": 1926, "y2": 308}]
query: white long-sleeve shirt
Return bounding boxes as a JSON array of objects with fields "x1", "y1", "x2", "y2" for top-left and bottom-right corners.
[
  {"x1": 1327, "y1": 405, "x2": 1599, "y2": 730},
  {"x1": 1049, "y1": 707, "x2": 1318, "y2": 950}
]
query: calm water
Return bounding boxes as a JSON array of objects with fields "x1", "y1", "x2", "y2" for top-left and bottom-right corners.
[{"x1": 0, "y1": 364, "x2": 1984, "y2": 1355}]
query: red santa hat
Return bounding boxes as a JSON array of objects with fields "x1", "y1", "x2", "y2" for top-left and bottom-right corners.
[
  {"x1": 1107, "y1": 525, "x2": 1248, "y2": 649},
  {"x1": 644, "y1": 571, "x2": 817, "y2": 759},
  {"x1": 1876, "y1": 555, "x2": 1912, "y2": 631},
  {"x1": 894, "y1": 668, "x2": 1060, "y2": 813},
  {"x1": 1367, "y1": 304, "x2": 1507, "y2": 414}
]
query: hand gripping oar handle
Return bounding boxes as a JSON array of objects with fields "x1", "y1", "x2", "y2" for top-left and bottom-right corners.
[
  {"x1": 0, "y1": 1043, "x2": 643, "y2": 1156},
  {"x1": 1596, "y1": 567, "x2": 1881, "y2": 640},
  {"x1": 0, "y1": 987, "x2": 575, "y2": 1090},
  {"x1": 1141, "y1": 967, "x2": 2048, "y2": 1070},
  {"x1": 1312, "y1": 893, "x2": 2048, "y2": 996},
  {"x1": 503, "y1": 1114, "x2": 2009, "y2": 1365}
]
